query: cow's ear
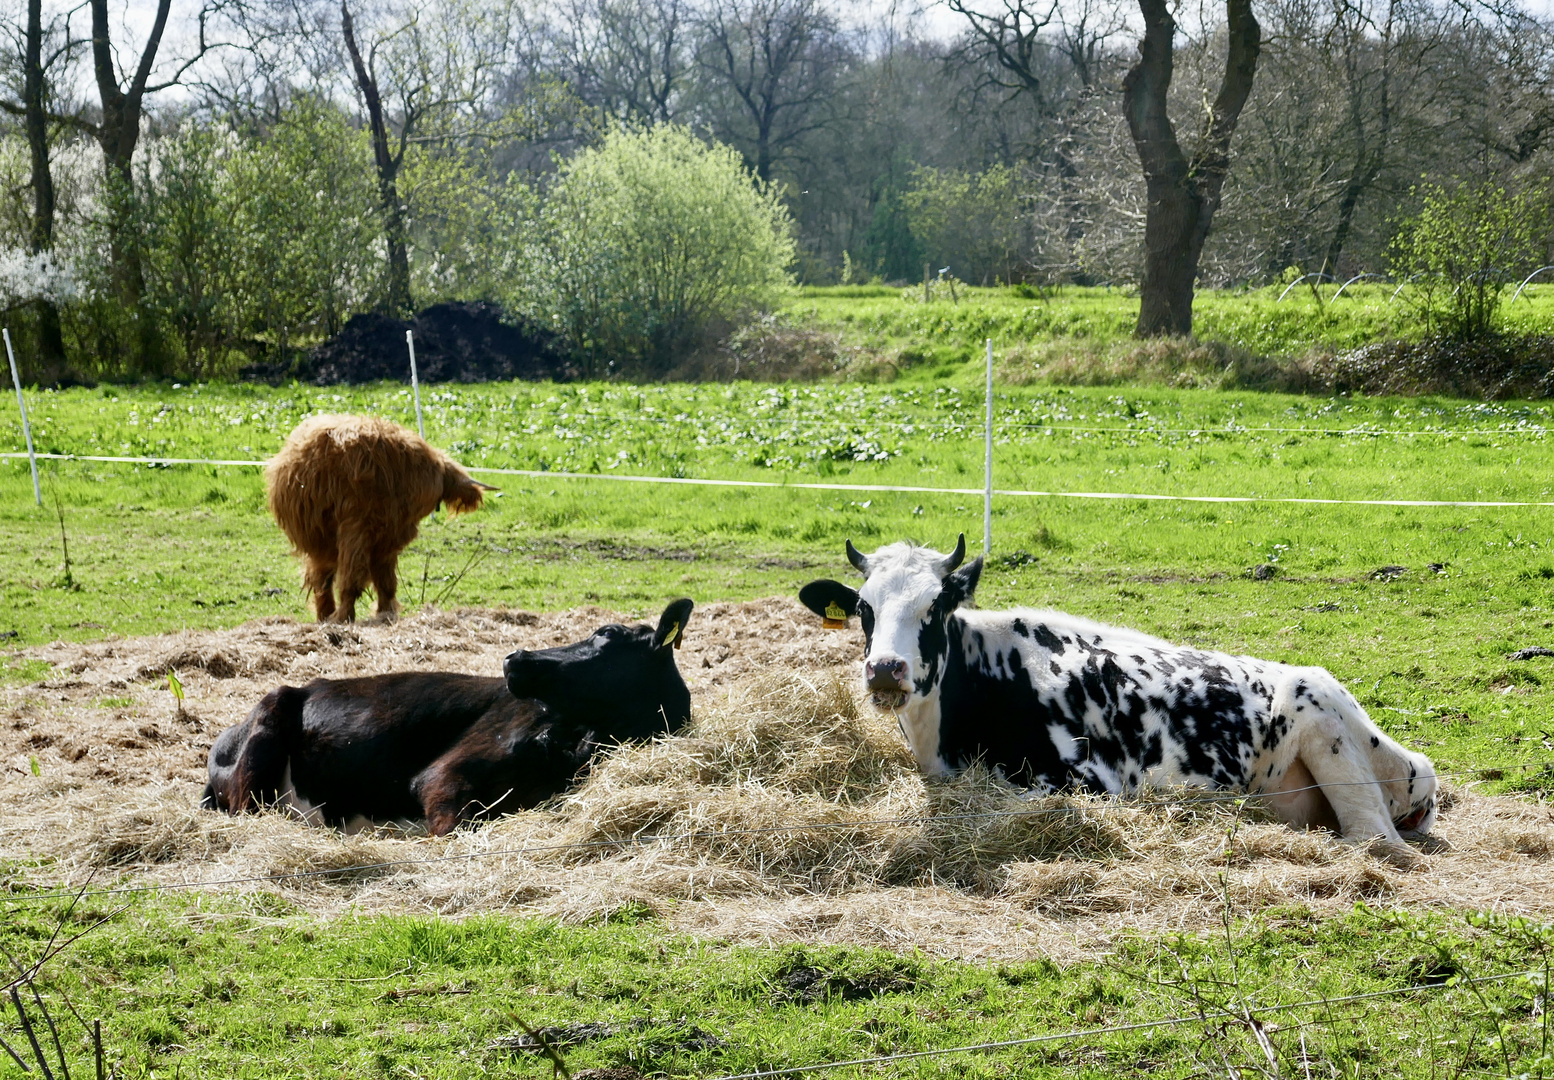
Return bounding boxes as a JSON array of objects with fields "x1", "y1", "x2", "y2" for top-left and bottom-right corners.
[
  {"x1": 799, "y1": 579, "x2": 859, "y2": 627},
  {"x1": 939, "y1": 556, "x2": 983, "y2": 610},
  {"x1": 654, "y1": 597, "x2": 694, "y2": 650}
]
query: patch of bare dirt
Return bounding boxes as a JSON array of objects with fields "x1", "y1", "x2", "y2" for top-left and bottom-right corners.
[{"x1": 2, "y1": 601, "x2": 1552, "y2": 962}]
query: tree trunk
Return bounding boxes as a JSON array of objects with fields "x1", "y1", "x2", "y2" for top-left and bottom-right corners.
[
  {"x1": 342, "y1": 2, "x2": 414, "y2": 316},
  {"x1": 23, "y1": 0, "x2": 69, "y2": 381},
  {"x1": 1122, "y1": 0, "x2": 1259, "y2": 337},
  {"x1": 90, "y1": 0, "x2": 172, "y2": 372}
]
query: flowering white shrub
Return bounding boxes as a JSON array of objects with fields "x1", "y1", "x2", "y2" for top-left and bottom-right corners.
[{"x1": 0, "y1": 248, "x2": 77, "y2": 308}]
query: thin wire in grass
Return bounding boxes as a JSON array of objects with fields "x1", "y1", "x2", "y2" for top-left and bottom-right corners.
[
  {"x1": 4, "y1": 757, "x2": 1549, "y2": 909},
  {"x1": 704, "y1": 969, "x2": 1542, "y2": 1080},
  {"x1": 14, "y1": 451, "x2": 1554, "y2": 507}
]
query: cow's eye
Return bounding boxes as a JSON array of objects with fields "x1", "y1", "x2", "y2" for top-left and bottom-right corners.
[{"x1": 857, "y1": 600, "x2": 874, "y2": 632}]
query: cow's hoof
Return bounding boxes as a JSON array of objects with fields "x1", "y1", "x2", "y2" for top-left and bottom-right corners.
[
  {"x1": 368, "y1": 610, "x2": 399, "y2": 625},
  {"x1": 1368, "y1": 837, "x2": 1428, "y2": 871}
]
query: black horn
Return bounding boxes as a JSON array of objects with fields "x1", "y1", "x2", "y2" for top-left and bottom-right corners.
[
  {"x1": 845, "y1": 539, "x2": 869, "y2": 574},
  {"x1": 940, "y1": 533, "x2": 967, "y2": 575}
]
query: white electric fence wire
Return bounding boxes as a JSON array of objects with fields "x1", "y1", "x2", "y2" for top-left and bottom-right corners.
[
  {"x1": 4, "y1": 452, "x2": 1553, "y2": 508},
  {"x1": 4, "y1": 759, "x2": 1550, "y2": 908},
  {"x1": 2, "y1": 328, "x2": 40, "y2": 506}
]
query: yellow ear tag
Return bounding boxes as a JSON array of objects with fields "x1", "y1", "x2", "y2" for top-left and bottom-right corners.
[
  {"x1": 663, "y1": 621, "x2": 681, "y2": 649},
  {"x1": 822, "y1": 601, "x2": 848, "y2": 630}
]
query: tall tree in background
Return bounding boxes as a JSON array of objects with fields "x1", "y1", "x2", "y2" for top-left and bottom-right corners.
[
  {"x1": 557, "y1": 0, "x2": 689, "y2": 123},
  {"x1": 340, "y1": 0, "x2": 523, "y2": 315},
  {"x1": 696, "y1": 0, "x2": 848, "y2": 182},
  {"x1": 1122, "y1": 0, "x2": 1259, "y2": 336},
  {"x1": 340, "y1": 0, "x2": 413, "y2": 314},
  {"x1": 87, "y1": 0, "x2": 219, "y2": 368}
]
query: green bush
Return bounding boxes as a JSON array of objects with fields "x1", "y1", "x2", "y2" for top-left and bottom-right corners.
[
  {"x1": 518, "y1": 124, "x2": 795, "y2": 375},
  {"x1": 1388, "y1": 183, "x2": 1548, "y2": 340},
  {"x1": 901, "y1": 164, "x2": 1025, "y2": 286},
  {"x1": 225, "y1": 98, "x2": 381, "y2": 347}
]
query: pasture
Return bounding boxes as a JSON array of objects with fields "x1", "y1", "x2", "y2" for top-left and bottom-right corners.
[
  {"x1": 4, "y1": 376, "x2": 1554, "y2": 1077},
  {"x1": 784, "y1": 282, "x2": 1554, "y2": 368}
]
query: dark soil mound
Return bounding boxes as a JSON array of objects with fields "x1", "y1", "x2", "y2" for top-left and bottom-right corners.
[
  {"x1": 260, "y1": 302, "x2": 575, "y2": 385},
  {"x1": 1319, "y1": 334, "x2": 1554, "y2": 399}
]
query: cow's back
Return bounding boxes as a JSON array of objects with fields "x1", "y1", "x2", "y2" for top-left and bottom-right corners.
[
  {"x1": 940, "y1": 608, "x2": 1280, "y2": 793},
  {"x1": 288, "y1": 672, "x2": 519, "y2": 820}
]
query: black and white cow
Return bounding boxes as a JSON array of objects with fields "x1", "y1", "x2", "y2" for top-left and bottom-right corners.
[
  {"x1": 202, "y1": 599, "x2": 694, "y2": 835},
  {"x1": 799, "y1": 537, "x2": 1437, "y2": 848}
]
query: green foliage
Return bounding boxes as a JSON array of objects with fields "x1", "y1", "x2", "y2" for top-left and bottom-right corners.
[
  {"x1": 55, "y1": 102, "x2": 381, "y2": 382},
  {"x1": 901, "y1": 164, "x2": 1025, "y2": 286},
  {"x1": 225, "y1": 98, "x2": 381, "y2": 345},
  {"x1": 139, "y1": 125, "x2": 238, "y2": 377},
  {"x1": 1388, "y1": 183, "x2": 1549, "y2": 340},
  {"x1": 860, "y1": 175, "x2": 923, "y2": 282},
  {"x1": 516, "y1": 124, "x2": 796, "y2": 375}
]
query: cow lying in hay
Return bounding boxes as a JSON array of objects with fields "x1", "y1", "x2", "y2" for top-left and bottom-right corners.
[
  {"x1": 202, "y1": 599, "x2": 694, "y2": 835},
  {"x1": 799, "y1": 537, "x2": 1438, "y2": 858},
  {"x1": 266, "y1": 413, "x2": 495, "y2": 624}
]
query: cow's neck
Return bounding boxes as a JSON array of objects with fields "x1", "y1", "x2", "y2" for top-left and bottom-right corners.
[{"x1": 898, "y1": 613, "x2": 963, "y2": 777}]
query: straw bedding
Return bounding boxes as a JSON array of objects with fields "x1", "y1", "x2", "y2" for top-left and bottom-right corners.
[{"x1": 3, "y1": 600, "x2": 1552, "y2": 962}]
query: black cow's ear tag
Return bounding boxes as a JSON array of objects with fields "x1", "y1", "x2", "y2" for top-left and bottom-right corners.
[
  {"x1": 822, "y1": 601, "x2": 848, "y2": 630},
  {"x1": 662, "y1": 621, "x2": 682, "y2": 649}
]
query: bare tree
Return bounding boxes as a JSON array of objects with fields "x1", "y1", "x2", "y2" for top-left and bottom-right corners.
[
  {"x1": 340, "y1": 0, "x2": 413, "y2": 313},
  {"x1": 695, "y1": 0, "x2": 850, "y2": 182},
  {"x1": 555, "y1": 0, "x2": 690, "y2": 123},
  {"x1": 1122, "y1": 0, "x2": 1259, "y2": 336},
  {"x1": 340, "y1": 0, "x2": 523, "y2": 314}
]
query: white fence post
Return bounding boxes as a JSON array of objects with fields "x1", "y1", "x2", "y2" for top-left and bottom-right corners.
[
  {"x1": 405, "y1": 329, "x2": 425, "y2": 439},
  {"x1": 983, "y1": 337, "x2": 993, "y2": 556},
  {"x1": 3, "y1": 328, "x2": 41, "y2": 507}
]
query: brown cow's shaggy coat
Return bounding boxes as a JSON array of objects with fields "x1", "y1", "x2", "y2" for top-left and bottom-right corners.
[{"x1": 266, "y1": 414, "x2": 488, "y2": 623}]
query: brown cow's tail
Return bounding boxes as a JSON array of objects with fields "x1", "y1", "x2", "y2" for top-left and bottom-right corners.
[
  {"x1": 441, "y1": 460, "x2": 494, "y2": 516},
  {"x1": 225, "y1": 685, "x2": 307, "y2": 812}
]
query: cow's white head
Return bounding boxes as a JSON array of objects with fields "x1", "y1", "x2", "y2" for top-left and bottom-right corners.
[{"x1": 799, "y1": 535, "x2": 983, "y2": 709}]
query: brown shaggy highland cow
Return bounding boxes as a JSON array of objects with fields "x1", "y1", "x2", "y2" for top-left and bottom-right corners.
[{"x1": 266, "y1": 414, "x2": 490, "y2": 623}]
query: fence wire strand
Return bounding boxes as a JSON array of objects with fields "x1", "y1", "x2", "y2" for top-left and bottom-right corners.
[{"x1": 4, "y1": 452, "x2": 1552, "y2": 508}]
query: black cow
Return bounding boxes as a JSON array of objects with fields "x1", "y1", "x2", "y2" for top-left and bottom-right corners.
[
  {"x1": 800, "y1": 537, "x2": 1438, "y2": 851},
  {"x1": 202, "y1": 599, "x2": 694, "y2": 835}
]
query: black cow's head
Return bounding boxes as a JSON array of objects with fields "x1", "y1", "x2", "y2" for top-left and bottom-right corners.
[
  {"x1": 503, "y1": 597, "x2": 695, "y2": 741},
  {"x1": 799, "y1": 535, "x2": 982, "y2": 710}
]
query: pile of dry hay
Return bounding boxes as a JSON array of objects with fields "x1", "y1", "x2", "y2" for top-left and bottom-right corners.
[{"x1": 6, "y1": 647, "x2": 1554, "y2": 960}]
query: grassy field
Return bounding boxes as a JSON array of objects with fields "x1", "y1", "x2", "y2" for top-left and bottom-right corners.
[
  {"x1": 6, "y1": 380, "x2": 1554, "y2": 792},
  {"x1": 0, "y1": 894, "x2": 1550, "y2": 1079},
  {"x1": 5, "y1": 375, "x2": 1554, "y2": 1078},
  {"x1": 782, "y1": 282, "x2": 1554, "y2": 370}
]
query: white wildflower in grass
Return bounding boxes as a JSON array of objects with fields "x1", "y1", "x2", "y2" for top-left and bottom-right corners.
[{"x1": 0, "y1": 248, "x2": 78, "y2": 309}]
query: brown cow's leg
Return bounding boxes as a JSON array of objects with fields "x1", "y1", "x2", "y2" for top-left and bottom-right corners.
[
  {"x1": 303, "y1": 557, "x2": 337, "y2": 622},
  {"x1": 331, "y1": 530, "x2": 371, "y2": 623},
  {"x1": 370, "y1": 550, "x2": 401, "y2": 623}
]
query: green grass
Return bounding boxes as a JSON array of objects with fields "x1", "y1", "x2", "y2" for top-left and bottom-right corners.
[
  {"x1": 6, "y1": 380, "x2": 1554, "y2": 790},
  {"x1": 783, "y1": 282, "x2": 1554, "y2": 367},
  {"x1": 0, "y1": 896, "x2": 1549, "y2": 1078},
  {"x1": 6, "y1": 359, "x2": 1554, "y2": 1078}
]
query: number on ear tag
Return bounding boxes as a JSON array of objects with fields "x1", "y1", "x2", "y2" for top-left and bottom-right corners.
[{"x1": 822, "y1": 601, "x2": 848, "y2": 630}]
